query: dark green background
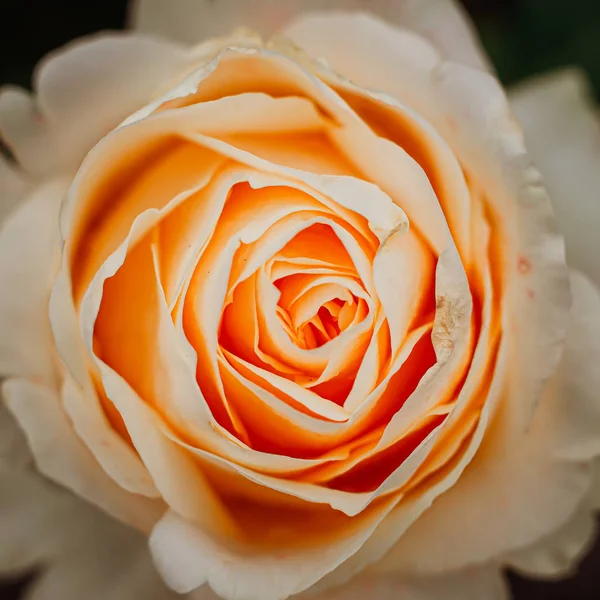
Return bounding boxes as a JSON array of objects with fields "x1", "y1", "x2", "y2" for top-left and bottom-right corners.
[
  {"x1": 0, "y1": 1, "x2": 599, "y2": 599},
  {"x1": 466, "y1": 0, "x2": 600, "y2": 95}
]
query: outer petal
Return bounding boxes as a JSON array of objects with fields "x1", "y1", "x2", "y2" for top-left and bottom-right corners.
[
  {"x1": 301, "y1": 566, "x2": 509, "y2": 600},
  {"x1": 3, "y1": 378, "x2": 164, "y2": 532},
  {"x1": 0, "y1": 33, "x2": 187, "y2": 178},
  {"x1": 0, "y1": 154, "x2": 31, "y2": 223},
  {"x1": 0, "y1": 469, "x2": 189, "y2": 600},
  {"x1": 0, "y1": 178, "x2": 68, "y2": 388},
  {"x1": 509, "y1": 69, "x2": 600, "y2": 286},
  {"x1": 501, "y1": 273, "x2": 600, "y2": 578},
  {"x1": 131, "y1": 0, "x2": 490, "y2": 70},
  {"x1": 0, "y1": 403, "x2": 30, "y2": 471},
  {"x1": 503, "y1": 476, "x2": 599, "y2": 579}
]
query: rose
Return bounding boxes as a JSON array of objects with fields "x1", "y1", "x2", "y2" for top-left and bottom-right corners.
[{"x1": 1, "y1": 3, "x2": 600, "y2": 600}]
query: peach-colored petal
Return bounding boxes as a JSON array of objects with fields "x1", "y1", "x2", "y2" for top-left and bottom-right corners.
[
  {"x1": 298, "y1": 13, "x2": 569, "y2": 433},
  {"x1": 87, "y1": 222, "x2": 338, "y2": 477},
  {"x1": 149, "y1": 497, "x2": 397, "y2": 600},
  {"x1": 80, "y1": 236, "x2": 236, "y2": 534},
  {"x1": 300, "y1": 403, "x2": 489, "y2": 594},
  {"x1": 61, "y1": 373, "x2": 160, "y2": 498},
  {"x1": 372, "y1": 229, "x2": 434, "y2": 352},
  {"x1": 510, "y1": 69, "x2": 600, "y2": 286},
  {"x1": 280, "y1": 15, "x2": 570, "y2": 436},
  {"x1": 183, "y1": 131, "x2": 407, "y2": 242},
  {"x1": 371, "y1": 369, "x2": 593, "y2": 577},
  {"x1": 281, "y1": 13, "x2": 479, "y2": 259},
  {"x1": 0, "y1": 34, "x2": 188, "y2": 178}
]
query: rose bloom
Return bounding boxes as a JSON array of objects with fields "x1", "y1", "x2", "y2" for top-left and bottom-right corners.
[{"x1": 1, "y1": 2, "x2": 600, "y2": 600}]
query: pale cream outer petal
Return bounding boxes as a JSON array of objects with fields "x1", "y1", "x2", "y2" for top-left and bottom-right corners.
[
  {"x1": 0, "y1": 402, "x2": 31, "y2": 471},
  {"x1": 131, "y1": 0, "x2": 490, "y2": 70},
  {"x1": 300, "y1": 566, "x2": 509, "y2": 600},
  {"x1": 502, "y1": 272, "x2": 600, "y2": 578},
  {"x1": 0, "y1": 33, "x2": 188, "y2": 178},
  {"x1": 0, "y1": 468, "x2": 186, "y2": 600},
  {"x1": 503, "y1": 487, "x2": 598, "y2": 579},
  {"x1": 0, "y1": 154, "x2": 32, "y2": 224},
  {"x1": 0, "y1": 178, "x2": 68, "y2": 388},
  {"x1": 509, "y1": 69, "x2": 600, "y2": 287},
  {"x1": 3, "y1": 379, "x2": 164, "y2": 533}
]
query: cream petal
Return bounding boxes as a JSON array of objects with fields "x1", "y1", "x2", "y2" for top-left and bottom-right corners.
[
  {"x1": 2, "y1": 379, "x2": 164, "y2": 533},
  {"x1": 0, "y1": 154, "x2": 31, "y2": 223},
  {"x1": 0, "y1": 178, "x2": 68, "y2": 388},
  {"x1": 503, "y1": 498, "x2": 597, "y2": 579},
  {"x1": 542, "y1": 271, "x2": 600, "y2": 462},
  {"x1": 503, "y1": 459, "x2": 600, "y2": 579},
  {"x1": 0, "y1": 469, "x2": 86, "y2": 575},
  {"x1": 403, "y1": 272, "x2": 600, "y2": 578},
  {"x1": 0, "y1": 34, "x2": 188, "y2": 177},
  {"x1": 0, "y1": 469, "x2": 181, "y2": 600},
  {"x1": 303, "y1": 566, "x2": 509, "y2": 600},
  {"x1": 375, "y1": 0, "x2": 491, "y2": 71},
  {"x1": 0, "y1": 402, "x2": 31, "y2": 471},
  {"x1": 133, "y1": 1, "x2": 490, "y2": 71},
  {"x1": 509, "y1": 69, "x2": 600, "y2": 286}
]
